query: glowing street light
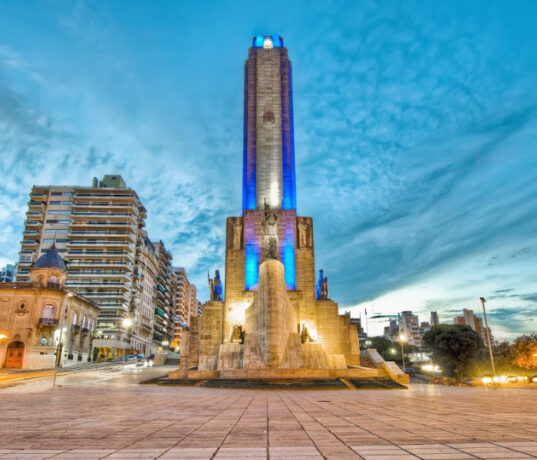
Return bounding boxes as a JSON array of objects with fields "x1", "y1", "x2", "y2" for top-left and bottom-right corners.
[
  {"x1": 122, "y1": 318, "x2": 133, "y2": 328},
  {"x1": 479, "y1": 297, "x2": 496, "y2": 379},
  {"x1": 0, "y1": 333, "x2": 7, "y2": 341}
]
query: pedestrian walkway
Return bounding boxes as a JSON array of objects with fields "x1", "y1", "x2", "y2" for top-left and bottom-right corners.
[{"x1": 0, "y1": 369, "x2": 536, "y2": 459}]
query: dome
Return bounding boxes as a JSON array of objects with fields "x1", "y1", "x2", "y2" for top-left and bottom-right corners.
[{"x1": 33, "y1": 243, "x2": 66, "y2": 271}]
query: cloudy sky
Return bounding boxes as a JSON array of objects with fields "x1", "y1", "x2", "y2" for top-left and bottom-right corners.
[{"x1": 1, "y1": 0, "x2": 536, "y2": 339}]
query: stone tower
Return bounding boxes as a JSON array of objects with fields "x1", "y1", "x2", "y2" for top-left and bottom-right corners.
[{"x1": 179, "y1": 35, "x2": 361, "y2": 375}]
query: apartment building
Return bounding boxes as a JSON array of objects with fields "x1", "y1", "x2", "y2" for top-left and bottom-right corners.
[
  {"x1": 171, "y1": 267, "x2": 199, "y2": 352},
  {"x1": 453, "y1": 308, "x2": 489, "y2": 345},
  {"x1": 131, "y1": 234, "x2": 158, "y2": 355},
  {"x1": 398, "y1": 310, "x2": 422, "y2": 347},
  {"x1": 153, "y1": 241, "x2": 175, "y2": 350},
  {"x1": 16, "y1": 175, "x2": 151, "y2": 358}
]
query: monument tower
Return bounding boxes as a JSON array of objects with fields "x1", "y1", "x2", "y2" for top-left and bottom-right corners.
[{"x1": 174, "y1": 35, "x2": 407, "y2": 382}]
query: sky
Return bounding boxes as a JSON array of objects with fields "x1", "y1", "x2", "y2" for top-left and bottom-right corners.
[{"x1": 0, "y1": 0, "x2": 536, "y2": 340}]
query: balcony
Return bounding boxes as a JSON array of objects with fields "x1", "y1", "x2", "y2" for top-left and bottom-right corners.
[
  {"x1": 81, "y1": 327, "x2": 89, "y2": 334},
  {"x1": 38, "y1": 317, "x2": 58, "y2": 326},
  {"x1": 72, "y1": 324, "x2": 81, "y2": 333}
]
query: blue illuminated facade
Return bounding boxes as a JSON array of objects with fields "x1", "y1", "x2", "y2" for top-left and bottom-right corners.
[{"x1": 243, "y1": 35, "x2": 297, "y2": 291}]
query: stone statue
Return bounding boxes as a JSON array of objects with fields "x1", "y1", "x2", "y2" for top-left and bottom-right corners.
[
  {"x1": 232, "y1": 222, "x2": 242, "y2": 249},
  {"x1": 208, "y1": 270, "x2": 223, "y2": 301},
  {"x1": 298, "y1": 222, "x2": 308, "y2": 248},
  {"x1": 317, "y1": 269, "x2": 329, "y2": 300},
  {"x1": 262, "y1": 200, "x2": 279, "y2": 260},
  {"x1": 230, "y1": 325, "x2": 244, "y2": 343},
  {"x1": 300, "y1": 324, "x2": 314, "y2": 343},
  {"x1": 321, "y1": 276, "x2": 328, "y2": 299}
]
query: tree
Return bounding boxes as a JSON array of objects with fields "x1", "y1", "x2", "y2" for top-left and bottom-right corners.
[
  {"x1": 511, "y1": 333, "x2": 537, "y2": 369},
  {"x1": 422, "y1": 324, "x2": 483, "y2": 378}
]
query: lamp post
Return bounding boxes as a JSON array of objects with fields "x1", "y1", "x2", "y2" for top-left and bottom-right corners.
[
  {"x1": 479, "y1": 297, "x2": 496, "y2": 379},
  {"x1": 399, "y1": 334, "x2": 407, "y2": 371}
]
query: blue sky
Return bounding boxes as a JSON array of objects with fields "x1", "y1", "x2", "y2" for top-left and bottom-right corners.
[{"x1": 0, "y1": 0, "x2": 536, "y2": 339}]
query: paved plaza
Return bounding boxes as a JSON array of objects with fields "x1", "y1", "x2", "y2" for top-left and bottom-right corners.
[{"x1": 0, "y1": 367, "x2": 536, "y2": 459}]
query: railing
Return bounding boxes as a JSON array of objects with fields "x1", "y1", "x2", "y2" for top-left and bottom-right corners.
[
  {"x1": 72, "y1": 324, "x2": 81, "y2": 332},
  {"x1": 39, "y1": 317, "x2": 59, "y2": 326}
]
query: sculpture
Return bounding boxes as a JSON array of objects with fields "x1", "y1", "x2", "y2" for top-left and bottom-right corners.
[
  {"x1": 300, "y1": 324, "x2": 314, "y2": 343},
  {"x1": 230, "y1": 325, "x2": 244, "y2": 343},
  {"x1": 317, "y1": 269, "x2": 329, "y2": 300},
  {"x1": 208, "y1": 270, "x2": 223, "y2": 301},
  {"x1": 232, "y1": 222, "x2": 242, "y2": 249},
  {"x1": 262, "y1": 200, "x2": 279, "y2": 260}
]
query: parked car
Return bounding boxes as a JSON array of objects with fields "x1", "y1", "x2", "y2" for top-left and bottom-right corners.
[
  {"x1": 404, "y1": 367, "x2": 416, "y2": 377},
  {"x1": 463, "y1": 378, "x2": 482, "y2": 386}
]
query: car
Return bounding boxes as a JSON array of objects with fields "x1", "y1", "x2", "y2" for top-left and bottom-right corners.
[
  {"x1": 404, "y1": 367, "x2": 416, "y2": 377},
  {"x1": 463, "y1": 378, "x2": 482, "y2": 386},
  {"x1": 530, "y1": 375, "x2": 537, "y2": 383}
]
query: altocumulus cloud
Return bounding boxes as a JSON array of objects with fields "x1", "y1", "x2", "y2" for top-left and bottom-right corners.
[{"x1": 0, "y1": 1, "x2": 536, "y2": 338}]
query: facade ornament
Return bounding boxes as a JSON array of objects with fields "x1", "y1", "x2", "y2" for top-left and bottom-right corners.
[{"x1": 262, "y1": 200, "x2": 279, "y2": 260}]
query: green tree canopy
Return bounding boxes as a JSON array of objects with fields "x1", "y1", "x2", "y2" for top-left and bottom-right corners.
[{"x1": 422, "y1": 324, "x2": 484, "y2": 377}]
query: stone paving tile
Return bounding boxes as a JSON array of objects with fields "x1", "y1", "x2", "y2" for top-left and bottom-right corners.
[{"x1": 2, "y1": 370, "x2": 537, "y2": 458}]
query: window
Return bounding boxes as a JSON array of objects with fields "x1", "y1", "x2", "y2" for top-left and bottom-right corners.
[
  {"x1": 61, "y1": 211, "x2": 70, "y2": 215},
  {"x1": 44, "y1": 239, "x2": 54, "y2": 243},
  {"x1": 64, "y1": 192, "x2": 73, "y2": 197},
  {"x1": 73, "y1": 312, "x2": 78, "y2": 325},
  {"x1": 48, "y1": 210, "x2": 59, "y2": 215},
  {"x1": 59, "y1": 220, "x2": 70, "y2": 224},
  {"x1": 81, "y1": 315, "x2": 86, "y2": 329},
  {"x1": 46, "y1": 220, "x2": 58, "y2": 224},
  {"x1": 50, "y1": 201, "x2": 61, "y2": 205},
  {"x1": 41, "y1": 304, "x2": 55, "y2": 320},
  {"x1": 63, "y1": 201, "x2": 72, "y2": 206},
  {"x1": 51, "y1": 192, "x2": 62, "y2": 196}
]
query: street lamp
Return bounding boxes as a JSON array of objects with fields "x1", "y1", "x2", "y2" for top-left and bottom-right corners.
[
  {"x1": 399, "y1": 334, "x2": 407, "y2": 371},
  {"x1": 479, "y1": 297, "x2": 496, "y2": 379}
]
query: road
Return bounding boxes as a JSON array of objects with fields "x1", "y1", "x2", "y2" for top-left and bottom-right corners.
[{"x1": 1, "y1": 368, "x2": 537, "y2": 459}]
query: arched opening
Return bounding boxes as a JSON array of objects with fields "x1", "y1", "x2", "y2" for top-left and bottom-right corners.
[{"x1": 5, "y1": 341, "x2": 25, "y2": 368}]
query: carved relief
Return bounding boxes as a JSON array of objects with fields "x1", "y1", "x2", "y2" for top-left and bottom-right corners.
[
  {"x1": 297, "y1": 219, "x2": 312, "y2": 249},
  {"x1": 232, "y1": 222, "x2": 242, "y2": 249}
]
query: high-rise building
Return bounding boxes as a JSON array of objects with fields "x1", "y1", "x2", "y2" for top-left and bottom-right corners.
[
  {"x1": 16, "y1": 175, "x2": 153, "y2": 358},
  {"x1": 152, "y1": 241, "x2": 175, "y2": 350},
  {"x1": 453, "y1": 308, "x2": 489, "y2": 346},
  {"x1": 383, "y1": 318, "x2": 399, "y2": 340},
  {"x1": 0, "y1": 264, "x2": 16, "y2": 282},
  {"x1": 398, "y1": 311, "x2": 422, "y2": 347},
  {"x1": 171, "y1": 267, "x2": 199, "y2": 352},
  {"x1": 131, "y1": 234, "x2": 158, "y2": 355},
  {"x1": 430, "y1": 311, "x2": 439, "y2": 326}
]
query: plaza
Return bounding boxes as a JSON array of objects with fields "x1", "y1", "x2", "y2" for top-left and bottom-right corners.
[{"x1": 0, "y1": 367, "x2": 536, "y2": 459}]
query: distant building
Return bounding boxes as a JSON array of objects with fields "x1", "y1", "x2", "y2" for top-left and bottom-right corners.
[
  {"x1": 0, "y1": 264, "x2": 16, "y2": 283},
  {"x1": 171, "y1": 267, "x2": 199, "y2": 352},
  {"x1": 152, "y1": 241, "x2": 175, "y2": 351},
  {"x1": 349, "y1": 316, "x2": 367, "y2": 343},
  {"x1": 419, "y1": 321, "x2": 431, "y2": 337},
  {"x1": 383, "y1": 318, "x2": 399, "y2": 340},
  {"x1": 453, "y1": 308, "x2": 489, "y2": 346},
  {"x1": 430, "y1": 311, "x2": 439, "y2": 326},
  {"x1": 398, "y1": 311, "x2": 422, "y2": 347}
]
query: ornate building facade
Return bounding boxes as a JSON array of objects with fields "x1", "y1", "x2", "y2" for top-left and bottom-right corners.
[{"x1": 0, "y1": 244, "x2": 99, "y2": 369}]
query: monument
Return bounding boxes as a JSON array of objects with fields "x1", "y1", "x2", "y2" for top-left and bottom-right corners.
[{"x1": 172, "y1": 35, "x2": 407, "y2": 384}]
